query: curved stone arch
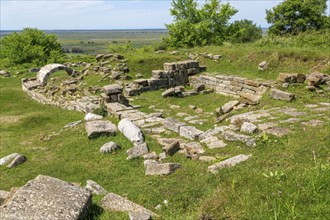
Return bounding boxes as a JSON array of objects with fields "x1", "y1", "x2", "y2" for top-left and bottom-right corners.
[{"x1": 37, "y1": 64, "x2": 73, "y2": 85}]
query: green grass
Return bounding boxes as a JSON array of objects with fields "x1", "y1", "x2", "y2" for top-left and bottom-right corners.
[{"x1": 1, "y1": 32, "x2": 330, "y2": 219}]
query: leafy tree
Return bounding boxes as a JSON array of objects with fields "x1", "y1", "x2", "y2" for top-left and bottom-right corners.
[
  {"x1": 0, "y1": 28, "x2": 64, "y2": 66},
  {"x1": 164, "y1": 0, "x2": 237, "y2": 47},
  {"x1": 266, "y1": 0, "x2": 329, "y2": 35},
  {"x1": 227, "y1": 19, "x2": 263, "y2": 43}
]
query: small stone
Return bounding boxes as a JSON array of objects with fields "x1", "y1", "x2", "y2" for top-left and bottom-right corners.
[
  {"x1": 101, "y1": 193, "x2": 156, "y2": 217},
  {"x1": 163, "y1": 141, "x2": 180, "y2": 156},
  {"x1": 129, "y1": 211, "x2": 152, "y2": 220},
  {"x1": 206, "y1": 140, "x2": 227, "y2": 149},
  {"x1": 170, "y1": 105, "x2": 180, "y2": 109},
  {"x1": 282, "y1": 83, "x2": 289, "y2": 88},
  {"x1": 86, "y1": 120, "x2": 117, "y2": 139},
  {"x1": 223, "y1": 130, "x2": 256, "y2": 147},
  {"x1": 158, "y1": 152, "x2": 167, "y2": 160},
  {"x1": 163, "y1": 117, "x2": 185, "y2": 133},
  {"x1": 258, "y1": 61, "x2": 268, "y2": 71},
  {"x1": 127, "y1": 143, "x2": 149, "y2": 159},
  {"x1": 0, "y1": 70, "x2": 10, "y2": 77},
  {"x1": 270, "y1": 88, "x2": 295, "y2": 101},
  {"x1": 145, "y1": 163, "x2": 181, "y2": 175},
  {"x1": 100, "y1": 142, "x2": 119, "y2": 153},
  {"x1": 0, "y1": 153, "x2": 19, "y2": 166},
  {"x1": 215, "y1": 113, "x2": 230, "y2": 123},
  {"x1": 143, "y1": 159, "x2": 158, "y2": 167},
  {"x1": 7, "y1": 154, "x2": 27, "y2": 168},
  {"x1": 208, "y1": 154, "x2": 251, "y2": 174},
  {"x1": 189, "y1": 105, "x2": 197, "y2": 110},
  {"x1": 195, "y1": 108, "x2": 204, "y2": 114},
  {"x1": 84, "y1": 113, "x2": 103, "y2": 121},
  {"x1": 199, "y1": 156, "x2": 216, "y2": 162},
  {"x1": 221, "y1": 100, "x2": 240, "y2": 114},
  {"x1": 86, "y1": 180, "x2": 107, "y2": 195},
  {"x1": 143, "y1": 152, "x2": 158, "y2": 160},
  {"x1": 179, "y1": 126, "x2": 203, "y2": 140},
  {"x1": 240, "y1": 122, "x2": 258, "y2": 134}
]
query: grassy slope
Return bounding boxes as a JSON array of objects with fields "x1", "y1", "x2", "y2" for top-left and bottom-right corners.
[{"x1": 1, "y1": 40, "x2": 329, "y2": 219}]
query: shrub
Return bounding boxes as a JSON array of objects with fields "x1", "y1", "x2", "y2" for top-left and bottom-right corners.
[
  {"x1": 227, "y1": 19, "x2": 262, "y2": 43},
  {"x1": 0, "y1": 28, "x2": 64, "y2": 66}
]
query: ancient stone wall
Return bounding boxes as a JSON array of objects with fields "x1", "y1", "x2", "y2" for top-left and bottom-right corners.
[
  {"x1": 189, "y1": 74, "x2": 270, "y2": 101},
  {"x1": 125, "y1": 60, "x2": 205, "y2": 96}
]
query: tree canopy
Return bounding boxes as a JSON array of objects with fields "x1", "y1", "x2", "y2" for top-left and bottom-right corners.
[
  {"x1": 227, "y1": 19, "x2": 263, "y2": 43},
  {"x1": 266, "y1": 0, "x2": 329, "y2": 35},
  {"x1": 0, "y1": 28, "x2": 64, "y2": 66},
  {"x1": 164, "y1": 0, "x2": 238, "y2": 47}
]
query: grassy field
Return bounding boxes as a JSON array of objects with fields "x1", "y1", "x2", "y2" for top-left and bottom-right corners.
[
  {"x1": 1, "y1": 31, "x2": 330, "y2": 219},
  {"x1": 53, "y1": 30, "x2": 167, "y2": 54}
]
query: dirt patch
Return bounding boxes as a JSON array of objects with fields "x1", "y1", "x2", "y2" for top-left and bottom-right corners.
[{"x1": 0, "y1": 115, "x2": 22, "y2": 124}]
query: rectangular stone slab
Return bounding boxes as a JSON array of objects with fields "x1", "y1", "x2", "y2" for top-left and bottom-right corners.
[{"x1": 0, "y1": 175, "x2": 91, "y2": 220}]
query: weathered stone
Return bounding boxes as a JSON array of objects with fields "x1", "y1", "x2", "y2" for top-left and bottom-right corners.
[
  {"x1": 238, "y1": 92, "x2": 261, "y2": 104},
  {"x1": 101, "y1": 193, "x2": 156, "y2": 217},
  {"x1": 223, "y1": 130, "x2": 256, "y2": 147},
  {"x1": 103, "y1": 84, "x2": 123, "y2": 95},
  {"x1": 264, "y1": 127, "x2": 291, "y2": 137},
  {"x1": 206, "y1": 140, "x2": 227, "y2": 149},
  {"x1": 215, "y1": 113, "x2": 230, "y2": 123},
  {"x1": 193, "y1": 83, "x2": 206, "y2": 92},
  {"x1": 100, "y1": 142, "x2": 119, "y2": 153},
  {"x1": 127, "y1": 143, "x2": 149, "y2": 159},
  {"x1": 84, "y1": 112, "x2": 103, "y2": 121},
  {"x1": 199, "y1": 156, "x2": 216, "y2": 162},
  {"x1": 179, "y1": 125, "x2": 203, "y2": 140},
  {"x1": 118, "y1": 118, "x2": 144, "y2": 144},
  {"x1": 7, "y1": 154, "x2": 27, "y2": 168},
  {"x1": 145, "y1": 163, "x2": 181, "y2": 175},
  {"x1": 212, "y1": 55, "x2": 222, "y2": 60},
  {"x1": 129, "y1": 211, "x2": 152, "y2": 220},
  {"x1": 0, "y1": 153, "x2": 19, "y2": 166},
  {"x1": 142, "y1": 152, "x2": 158, "y2": 160},
  {"x1": 143, "y1": 159, "x2": 158, "y2": 167},
  {"x1": 85, "y1": 180, "x2": 107, "y2": 195},
  {"x1": 37, "y1": 64, "x2": 73, "y2": 85},
  {"x1": 182, "y1": 91, "x2": 198, "y2": 97},
  {"x1": 148, "y1": 78, "x2": 168, "y2": 88},
  {"x1": 85, "y1": 120, "x2": 117, "y2": 139},
  {"x1": 0, "y1": 175, "x2": 91, "y2": 220},
  {"x1": 305, "y1": 72, "x2": 330, "y2": 86},
  {"x1": 221, "y1": 100, "x2": 240, "y2": 114},
  {"x1": 183, "y1": 142, "x2": 203, "y2": 157},
  {"x1": 277, "y1": 73, "x2": 306, "y2": 83},
  {"x1": 270, "y1": 88, "x2": 295, "y2": 101},
  {"x1": 162, "y1": 88, "x2": 176, "y2": 98},
  {"x1": 163, "y1": 117, "x2": 185, "y2": 133},
  {"x1": 258, "y1": 61, "x2": 268, "y2": 71},
  {"x1": 240, "y1": 122, "x2": 258, "y2": 134},
  {"x1": 0, "y1": 70, "x2": 10, "y2": 77},
  {"x1": 208, "y1": 154, "x2": 251, "y2": 174},
  {"x1": 164, "y1": 63, "x2": 177, "y2": 71},
  {"x1": 163, "y1": 141, "x2": 180, "y2": 156},
  {"x1": 0, "y1": 190, "x2": 9, "y2": 205}
]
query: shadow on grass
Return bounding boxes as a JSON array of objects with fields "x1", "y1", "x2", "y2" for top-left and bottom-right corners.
[{"x1": 85, "y1": 203, "x2": 104, "y2": 220}]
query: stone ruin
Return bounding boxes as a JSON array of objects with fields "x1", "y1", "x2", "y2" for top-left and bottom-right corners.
[
  {"x1": 125, "y1": 60, "x2": 206, "y2": 96},
  {"x1": 12, "y1": 55, "x2": 330, "y2": 218}
]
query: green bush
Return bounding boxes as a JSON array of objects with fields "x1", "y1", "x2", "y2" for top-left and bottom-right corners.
[
  {"x1": 227, "y1": 19, "x2": 262, "y2": 43},
  {"x1": 164, "y1": 0, "x2": 237, "y2": 48},
  {"x1": 266, "y1": 0, "x2": 329, "y2": 35},
  {"x1": 0, "y1": 28, "x2": 64, "y2": 66}
]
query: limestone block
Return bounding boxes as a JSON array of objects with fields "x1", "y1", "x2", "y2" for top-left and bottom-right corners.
[
  {"x1": 208, "y1": 154, "x2": 251, "y2": 174},
  {"x1": 0, "y1": 175, "x2": 92, "y2": 220},
  {"x1": 270, "y1": 88, "x2": 295, "y2": 101}
]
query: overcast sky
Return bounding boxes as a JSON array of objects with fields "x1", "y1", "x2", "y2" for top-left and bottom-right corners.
[{"x1": 0, "y1": 0, "x2": 327, "y2": 30}]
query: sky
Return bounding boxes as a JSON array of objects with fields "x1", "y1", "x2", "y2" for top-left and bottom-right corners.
[{"x1": 0, "y1": 0, "x2": 327, "y2": 30}]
